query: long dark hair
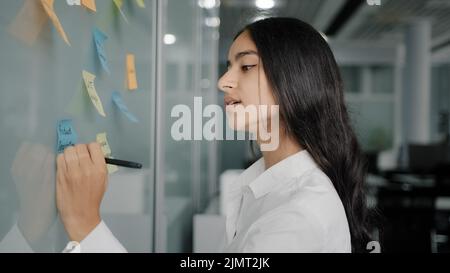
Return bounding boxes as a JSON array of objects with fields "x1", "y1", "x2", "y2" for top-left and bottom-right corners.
[{"x1": 236, "y1": 17, "x2": 372, "y2": 252}]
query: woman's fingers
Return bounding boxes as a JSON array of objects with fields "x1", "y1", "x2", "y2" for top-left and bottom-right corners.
[
  {"x1": 56, "y1": 153, "x2": 67, "y2": 174},
  {"x1": 88, "y1": 142, "x2": 106, "y2": 167},
  {"x1": 64, "y1": 146, "x2": 81, "y2": 178},
  {"x1": 75, "y1": 144, "x2": 92, "y2": 174},
  {"x1": 55, "y1": 143, "x2": 106, "y2": 241}
]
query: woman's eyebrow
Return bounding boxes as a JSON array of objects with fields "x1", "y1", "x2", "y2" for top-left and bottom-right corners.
[
  {"x1": 227, "y1": 50, "x2": 259, "y2": 67},
  {"x1": 235, "y1": 50, "x2": 258, "y2": 61}
]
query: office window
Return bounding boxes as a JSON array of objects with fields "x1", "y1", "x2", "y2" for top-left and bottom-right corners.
[
  {"x1": 431, "y1": 65, "x2": 450, "y2": 142},
  {"x1": 344, "y1": 65, "x2": 396, "y2": 153},
  {"x1": 340, "y1": 66, "x2": 362, "y2": 94},
  {"x1": 371, "y1": 66, "x2": 394, "y2": 94},
  {"x1": 347, "y1": 101, "x2": 394, "y2": 152}
]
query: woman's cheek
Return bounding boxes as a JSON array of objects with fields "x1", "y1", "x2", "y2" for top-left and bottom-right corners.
[
  {"x1": 225, "y1": 104, "x2": 260, "y2": 133},
  {"x1": 226, "y1": 107, "x2": 246, "y2": 132}
]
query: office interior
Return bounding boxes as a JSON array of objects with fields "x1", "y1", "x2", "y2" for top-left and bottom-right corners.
[{"x1": 1, "y1": 0, "x2": 450, "y2": 253}]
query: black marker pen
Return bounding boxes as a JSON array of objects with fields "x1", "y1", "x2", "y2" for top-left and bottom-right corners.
[{"x1": 105, "y1": 158, "x2": 142, "y2": 169}]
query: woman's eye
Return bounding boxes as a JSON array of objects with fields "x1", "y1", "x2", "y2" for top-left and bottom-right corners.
[{"x1": 241, "y1": 65, "x2": 256, "y2": 72}]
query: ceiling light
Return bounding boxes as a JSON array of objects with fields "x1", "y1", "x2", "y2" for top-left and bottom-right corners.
[
  {"x1": 255, "y1": 0, "x2": 275, "y2": 10},
  {"x1": 164, "y1": 34, "x2": 176, "y2": 45},
  {"x1": 205, "y1": 17, "x2": 221, "y2": 27},
  {"x1": 198, "y1": 0, "x2": 220, "y2": 9}
]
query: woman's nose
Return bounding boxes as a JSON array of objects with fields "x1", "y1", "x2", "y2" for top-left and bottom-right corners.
[{"x1": 217, "y1": 72, "x2": 237, "y2": 93}]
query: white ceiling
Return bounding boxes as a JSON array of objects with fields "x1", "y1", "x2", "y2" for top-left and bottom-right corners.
[{"x1": 218, "y1": 0, "x2": 450, "y2": 58}]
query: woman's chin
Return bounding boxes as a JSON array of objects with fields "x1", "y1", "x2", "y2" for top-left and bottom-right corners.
[
  {"x1": 227, "y1": 120, "x2": 247, "y2": 132},
  {"x1": 226, "y1": 115, "x2": 245, "y2": 132},
  {"x1": 226, "y1": 115, "x2": 259, "y2": 133}
]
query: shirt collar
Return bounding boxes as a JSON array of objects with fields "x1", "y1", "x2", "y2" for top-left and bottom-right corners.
[{"x1": 247, "y1": 150, "x2": 320, "y2": 199}]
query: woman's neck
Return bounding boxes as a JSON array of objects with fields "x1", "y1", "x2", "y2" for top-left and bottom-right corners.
[{"x1": 260, "y1": 132, "x2": 303, "y2": 169}]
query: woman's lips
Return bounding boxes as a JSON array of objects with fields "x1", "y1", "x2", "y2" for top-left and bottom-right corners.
[
  {"x1": 226, "y1": 101, "x2": 242, "y2": 106},
  {"x1": 224, "y1": 96, "x2": 242, "y2": 106}
]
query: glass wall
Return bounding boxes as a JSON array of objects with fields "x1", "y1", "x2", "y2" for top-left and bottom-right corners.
[
  {"x1": 0, "y1": 0, "x2": 218, "y2": 253},
  {"x1": 341, "y1": 65, "x2": 396, "y2": 152},
  {"x1": 431, "y1": 65, "x2": 450, "y2": 142},
  {"x1": 0, "y1": 0, "x2": 156, "y2": 252},
  {"x1": 157, "y1": 0, "x2": 219, "y2": 253}
]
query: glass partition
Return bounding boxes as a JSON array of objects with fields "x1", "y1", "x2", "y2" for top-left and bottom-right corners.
[{"x1": 0, "y1": 0, "x2": 156, "y2": 252}]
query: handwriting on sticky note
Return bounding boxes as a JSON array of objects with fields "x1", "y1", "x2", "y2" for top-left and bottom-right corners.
[
  {"x1": 82, "y1": 70, "x2": 106, "y2": 117},
  {"x1": 56, "y1": 119, "x2": 77, "y2": 153},
  {"x1": 126, "y1": 54, "x2": 138, "y2": 91},
  {"x1": 93, "y1": 28, "x2": 110, "y2": 74},
  {"x1": 66, "y1": 0, "x2": 81, "y2": 6},
  {"x1": 40, "y1": 0, "x2": 71, "y2": 46},
  {"x1": 113, "y1": 0, "x2": 129, "y2": 23},
  {"x1": 96, "y1": 132, "x2": 118, "y2": 174},
  {"x1": 112, "y1": 91, "x2": 139, "y2": 123},
  {"x1": 8, "y1": 0, "x2": 48, "y2": 46},
  {"x1": 136, "y1": 0, "x2": 145, "y2": 8},
  {"x1": 81, "y1": 0, "x2": 96, "y2": 12}
]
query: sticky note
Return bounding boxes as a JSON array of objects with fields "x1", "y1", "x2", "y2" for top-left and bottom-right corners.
[
  {"x1": 81, "y1": 0, "x2": 97, "y2": 12},
  {"x1": 8, "y1": 0, "x2": 48, "y2": 46},
  {"x1": 126, "y1": 54, "x2": 138, "y2": 91},
  {"x1": 113, "y1": 0, "x2": 123, "y2": 9},
  {"x1": 93, "y1": 28, "x2": 110, "y2": 74},
  {"x1": 56, "y1": 119, "x2": 78, "y2": 153},
  {"x1": 112, "y1": 91, "x2": 139, "y2": 123},
  {"x1": 40, "y1": 0, "x2": 71, "y2": 46},
  {"x1": 136, "y1": 0, "x2": 145, "y2": 8},
  {"x1": 113, "y1": 0, "x2": 129, "y2": 23},
  {"x1": 96, "y1": 132, "x2": 118, "y2": 174},
  {"x1": 66, "y1": 0, "x2": 81, "y2": 6},
  {"x1": 82, "y1": 70, "x2": 106, "y2": 117}
]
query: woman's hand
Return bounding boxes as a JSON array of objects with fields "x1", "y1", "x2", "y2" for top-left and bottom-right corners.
[{"x1": 56, "y1": 143, "x2": 108, "y2": 242}]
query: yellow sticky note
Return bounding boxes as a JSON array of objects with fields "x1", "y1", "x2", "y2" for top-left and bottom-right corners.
[
  {"x1": 136, "y1": 0, "x2": 145, "y2": 8},
  {"x1": 113, "y1": 0, "x2": 128, "y2": 23},
  {"x1": 8, "y1": 0, "x2": 48, "y2": 46},
  {"x1": 81, "y1": 0, "x2": 97, "y2": 12},
  {"x1": 126, "y1": 54, "x2": 138, "y2": 90},
  {"x1": 96, "y1": 132, "x2": 118, "y2": 174},
  {"x1": 40, "y1": 0, "x2": 71, "y2": 46},
  {"x1": 113, "y1": 0, "x2": 123, "y2": 8},
  {"x1": 82, "y1": 70, "x2": 106, "y2": 117}
]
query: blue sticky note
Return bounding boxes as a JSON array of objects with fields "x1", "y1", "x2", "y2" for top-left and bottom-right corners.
[
  {"x1": 93, "y1": 28, "x2": 110, "y2": 74},
  {"x1": 112, "y1": 91, "x2": 139, "y2": 123},
  {"x1": 56, "y1": 119, "x2": 78, "y2": 153}
]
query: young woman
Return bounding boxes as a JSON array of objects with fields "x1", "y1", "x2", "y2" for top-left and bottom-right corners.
[{"x1": 56, "y1": 17, "x2": 371, "y2": 253}]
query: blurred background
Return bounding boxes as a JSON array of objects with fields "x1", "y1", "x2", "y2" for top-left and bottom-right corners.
[{"x1": 0, "y1": 0, "x2": 449, "y2": 253}]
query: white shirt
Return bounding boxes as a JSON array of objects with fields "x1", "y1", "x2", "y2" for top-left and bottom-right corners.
[
  {"x1": 222, "y1": 150, "x2": 351, "y2": 253},
  {"x1": 63, "y1": 221, "x2": 126, "y2": 253},
  {"x1": 62, "y1": 150, "x2": 351, "y2": 253},
  {"x1": 0, "y1": 221, "x2": 125, "y2": 253}
]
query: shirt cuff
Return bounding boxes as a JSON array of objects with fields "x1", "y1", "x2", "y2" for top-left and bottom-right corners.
[
  {"x1": 62, "y1": 241, "x2": 80, "y2": 253},
  {"x1": 62, "y1": 221, "x2": 127, "y2": 253}
]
